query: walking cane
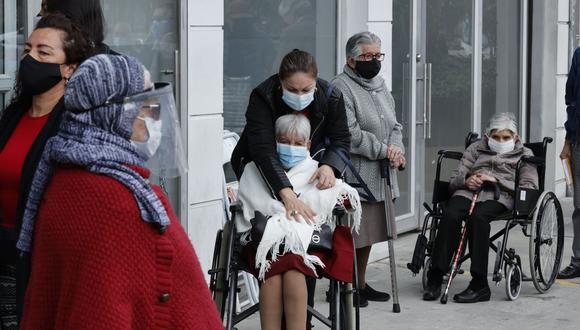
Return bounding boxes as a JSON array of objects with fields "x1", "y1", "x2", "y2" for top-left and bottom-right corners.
[
  {"x1": 379, "y1": 159, "x2": 401, "y2": 313},
  {"x1": 440, "y1": 181, "x2": 500, "y2": 304}
]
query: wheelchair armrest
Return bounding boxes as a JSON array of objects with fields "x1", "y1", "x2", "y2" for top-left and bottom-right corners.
[
  {"x1": 437, "y1": 150, "x2": 463, "y2": 160},
  {"x1": 229, "y1": 201, "x2": 243, "y2": 213},
  {"x1": 521, "y1": 155, "x2": 544, "y2": 166}
]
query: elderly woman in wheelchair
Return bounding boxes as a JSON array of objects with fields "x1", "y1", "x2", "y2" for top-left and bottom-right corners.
[
  {"x1": 423, "y1": 113, "x2": 539, "y2": 303},
  {"x1": 236, "y1": 114, "x2": 361, "y2": 330}
]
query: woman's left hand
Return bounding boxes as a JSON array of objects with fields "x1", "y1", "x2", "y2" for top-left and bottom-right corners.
[
  {"x1": 392, "y1": 154, "x2": 406, "y2": 169},
  {"x1": 309, "y1": 164, "x2": 337, "y2": 190},
  {"x1": 387, "y1": 144, "x2": 403, "y2": 162}
]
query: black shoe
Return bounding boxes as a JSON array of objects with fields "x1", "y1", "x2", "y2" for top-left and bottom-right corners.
[
  {"x1": 422, "y1": 284, "x2": 441, "y2": 301},
  {"x1": 453, "y1": 286, "x2": 491, "y2": 303},
  {"x1": 557, "y1": 265, "x2": 580, "y2": 279},
  {"x1": 359, "y1": 284, "x2": 391, "y2": 302},
  {"x1": 353, "y1": 293, "x2": 368, "y2": 308}
]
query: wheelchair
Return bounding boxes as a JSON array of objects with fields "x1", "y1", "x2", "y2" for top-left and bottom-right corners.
[
  {"x1": 407, "y1": 132, "x2": 565, "y2": 300},
  {"x1": 208, "y1": 197, "x2": 361, "y2": 330}
]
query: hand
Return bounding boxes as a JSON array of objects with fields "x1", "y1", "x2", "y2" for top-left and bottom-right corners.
[
  {"x1": 466, "y1": 174, "x2": 483, "y2": 191},
  {"x1": 308, "y1": 165, "x2": 336, "y2": 190},
  {"x1": 392, "y1": 154, "x2": 406, "y2": 169},
  {"x1": 561, "y1": 140, "x2": 572, "y2": 160},
  {"x1": 279, "y1": 188, "x2": 316, "y2": 223},
  {"x1": 387, "y1": 144, "x2": 403, "y2": 162},
  {"x1": 476, "y1": 173, "x2": 497, "y2": 183}
]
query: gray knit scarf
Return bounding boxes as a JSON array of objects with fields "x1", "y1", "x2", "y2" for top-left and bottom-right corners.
[{"x1": 17, "y1": 54, "x2": 170, "y2": 252}]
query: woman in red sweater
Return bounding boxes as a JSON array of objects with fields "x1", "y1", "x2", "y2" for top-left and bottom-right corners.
[
  {"x1": 0, "y1": 14, "x2": 93, "y2": 327},
  {"x1": 17, "y1": 54, "x2": 222, "y2": 329}
]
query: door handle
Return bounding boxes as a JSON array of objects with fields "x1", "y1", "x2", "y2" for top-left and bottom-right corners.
[{"x1": 424, "y1": 63, "x2": 432, "y2": 139}]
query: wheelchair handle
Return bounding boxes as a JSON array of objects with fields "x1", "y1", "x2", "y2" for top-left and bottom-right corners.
[
  {"x1": 437, "y1": 150, "x2": 463, "y2": 161},
  {"x1": 521, "y1": 155, "x2": 544, "y2": 166}
]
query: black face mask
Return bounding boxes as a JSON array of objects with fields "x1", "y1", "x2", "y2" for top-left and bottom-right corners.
[
  {"x1": 18, "y1": 55, "x2": 63, "y2": 95},
  {"x1": 354, "y1": 59, "x2": 381, "y2": 80}
]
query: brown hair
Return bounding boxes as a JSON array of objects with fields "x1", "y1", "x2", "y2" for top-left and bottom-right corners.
[{"x1": 278, "y1": 49, "x2": 318, "y2": 80}]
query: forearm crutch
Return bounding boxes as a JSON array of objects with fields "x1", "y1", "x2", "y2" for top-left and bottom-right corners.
[{"x1": 379, "y1": 160, "x2": 401, "y2": 313}]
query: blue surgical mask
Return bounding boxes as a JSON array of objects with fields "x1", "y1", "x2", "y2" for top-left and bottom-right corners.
[
  {"x1": 282, "y1": 89, "x2": 315, "y2": 111},
  {"x1": 277, "y1": 143, "x2": 309, "y2": 169}
]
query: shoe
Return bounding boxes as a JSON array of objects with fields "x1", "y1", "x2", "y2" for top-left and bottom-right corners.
[
  {"x1": 453, "y1": 286, "x2": 491, "y2": 303},
  {"x1": 422, "y1": 284, "x2": 441, "y2": 301},
  {"x1": 359, "y1": 284, "x2": 391, "y2": 302},
  {"x1": 353, "y1": 293, "x2": 368, "y2": 308},
  {"x1": 557, "y1": 265, "x2": 580, "y2": 279}
]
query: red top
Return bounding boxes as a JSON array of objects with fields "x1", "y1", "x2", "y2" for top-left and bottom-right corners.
[
  {"x1": 0, "y1": 112, "x2": 49, "y2": 228},
  {"x1": 20, "y1": 165, "x2": 223, "y2": 329}
]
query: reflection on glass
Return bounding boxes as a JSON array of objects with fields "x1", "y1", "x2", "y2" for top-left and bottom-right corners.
[
  {"x1": 223, "y1": 0, "x2": 336, "y2": 134},
  {"x1": 392, "y1": 0, "x2": 412, "y2": 216},
  {"x1": 102, "y1": 0, "x2": 178, "y2": 84},
  {"x1": 425, "y1": 0, "x2": 473, "y2": 200},
  {"x1": 482, "y1": 0, "x2": 521, "y2": 130},
  {"x1": 0, "y1": 1, "x2": 25, "y2": 107},
  {"x1": 102, "y1": 0, "x2": 180, "y2": 216}
]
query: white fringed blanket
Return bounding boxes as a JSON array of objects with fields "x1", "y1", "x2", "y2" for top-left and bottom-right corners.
[{"x1": 237, "y1": 157, "x2": 361, "y2": 280}]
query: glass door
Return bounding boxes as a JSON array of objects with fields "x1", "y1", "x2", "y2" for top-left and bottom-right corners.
[
  {"x1": 392, "y1": 0, "x2": 419, "y2": 233},
  {"x1": 413, "y1": 0, "x2": 526, "y2": 227},
  {"x1": 419, "y1": 0, "x2": 474, "y2": 206},
  {"x1": 101, "y1": 0, "x2": 182, "y2": 216},
  {"x1": 0, "y1": 0, "x2": 24, "y2": 111}
]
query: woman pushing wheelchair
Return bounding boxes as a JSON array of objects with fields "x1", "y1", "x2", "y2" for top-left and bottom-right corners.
[{"x1": 423, "y1": 113, "x2": 538, "y2": 303}]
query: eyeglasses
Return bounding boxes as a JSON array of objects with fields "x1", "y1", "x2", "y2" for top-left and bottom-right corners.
[{"x1": 357, "y1": 53, "x2": 385, "y2": 62}]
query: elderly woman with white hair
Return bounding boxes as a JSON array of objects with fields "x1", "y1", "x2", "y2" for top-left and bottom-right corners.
[
  {"x1": 237, "y1": 114, "x2": 360, "y2": 330},
  {"x1": 331, "y1": 31, "x2": 406, "y2": 307},
  {"x1": 423, "y1": 113, "x2": 538, "y2": 303}
]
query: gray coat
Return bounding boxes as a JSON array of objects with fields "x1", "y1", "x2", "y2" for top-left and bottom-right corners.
[
  {"x1": 332, "y1": 65, "x2": 404, "y2": 201},
  {"x1": 450, "y1": 137, "x2": 539, "y2": 209}
]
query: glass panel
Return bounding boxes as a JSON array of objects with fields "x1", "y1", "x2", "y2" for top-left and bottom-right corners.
[
  {"x1": 0, "y1": 0, "x2": 25, "y2": 106},
  {"x1": 392, "y1": 0, "x2": 412, "y2": 216},
  {"x1": 425, "y1": 0, "x2": 473, "y2": 199},
  {"x1": 102, "y1": 0, "x2": 181, "y2": 215},
  {"x1": 223, "y1": 0, "x2": 337, "y2": 135},
  {"x1": 481, "y1": 1, "x2": 521, "y2": 132},
  {"x1": 102, "y1": 0, "x2": 178, "y2": 84}
]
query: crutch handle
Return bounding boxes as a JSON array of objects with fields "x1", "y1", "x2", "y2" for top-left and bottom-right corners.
[{"x1": 481, "y1": 181, "x2": 501, "y2": 200}]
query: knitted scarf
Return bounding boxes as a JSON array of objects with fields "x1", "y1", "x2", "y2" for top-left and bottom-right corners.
[{"x1": 17, "y1": 54, "x2": 170, "y2": 252}]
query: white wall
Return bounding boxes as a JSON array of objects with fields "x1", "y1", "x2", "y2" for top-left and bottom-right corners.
[
  {"x1": 185, "y1": 0, "x2": 225, "y2": 279},
  {"x1": 530, "y1": 0, "x2": 567, "y2": 198}
]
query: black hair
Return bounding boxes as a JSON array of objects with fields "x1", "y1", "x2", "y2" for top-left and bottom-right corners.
[
  {"x1": 278, "y1": 49, "x2": 318, "y2": 81},
  {"x1": 10, "y1": 13, "x2": 95, "y2": 107},
  {"x1": 46, "y1": 0, "x2": 105, "y2": 47}
]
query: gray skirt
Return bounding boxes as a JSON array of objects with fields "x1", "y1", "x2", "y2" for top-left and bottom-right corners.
[{"x1": 353, "y1": 201, "x2": 389, "y2": 248}]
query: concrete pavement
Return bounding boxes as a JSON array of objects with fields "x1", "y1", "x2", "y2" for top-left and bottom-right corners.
[{"x1": 236, "y1": 197, "x2": 580, "y2": 329}]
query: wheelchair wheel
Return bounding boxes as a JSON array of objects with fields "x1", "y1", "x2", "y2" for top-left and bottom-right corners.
[
  {"x1": 529, "y1": 192, "x2": 564, "y2": 293},
  {"x1": 422, "y1": 257, "x2": 432, "y2": 291},
  {"x1": 211, "y1": 222, "x2": 233, "y2": 318},
  {"x1": 505, "y1": 264, "x2": 522, "y2": 301}
]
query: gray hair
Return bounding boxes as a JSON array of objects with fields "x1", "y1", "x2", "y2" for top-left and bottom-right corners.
[
  {"x1": 275, "y1": 114, "x2": 311, "y2": 141},
  {"x1": 346, "y1": 32, "x2": 382, "y2": 59},
  {"x1": 486, "y1": 112, "x2": 518, "y2": 135}
]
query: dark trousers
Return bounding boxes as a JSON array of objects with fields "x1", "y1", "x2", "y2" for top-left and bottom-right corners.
[{"x1": 430, "y1": 195, "x2": 507, "y2": 285}]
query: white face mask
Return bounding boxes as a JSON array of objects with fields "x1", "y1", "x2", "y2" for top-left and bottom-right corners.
[
  {"x1": 488, "y1": 137, "x2": 515, "y2": 154},
  {"x1": 132, "y1": 117, "x2": 163, "y2": 159}
]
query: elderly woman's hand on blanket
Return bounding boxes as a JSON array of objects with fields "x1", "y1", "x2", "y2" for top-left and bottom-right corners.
[
  {"x1": 308, "y1": 164, "x2": 337, "y2": 190},
  {"x1": 279, "y1": 187, "x2": 316, "y2": 224}
]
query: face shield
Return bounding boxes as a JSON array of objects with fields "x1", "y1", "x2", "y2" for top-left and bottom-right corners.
[{"x1": 124, "y1": 82, "x2": 187, "y2": 178}]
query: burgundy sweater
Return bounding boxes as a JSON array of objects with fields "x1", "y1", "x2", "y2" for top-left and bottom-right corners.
[{"x1": 20, "y1": 165, "x2": 222, "y2": 329}]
